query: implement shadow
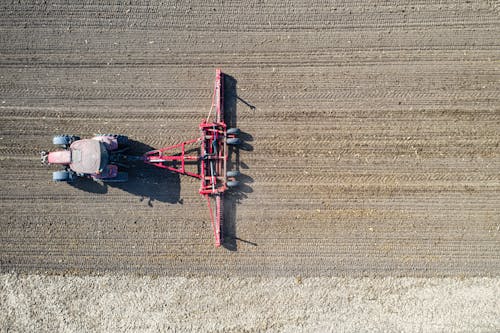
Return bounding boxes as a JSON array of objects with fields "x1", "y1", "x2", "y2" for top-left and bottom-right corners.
[
  {"x1": 223, "y1": 73, "x2": 256, "y2": 251},
  {"x1": 68, "y1": 140, "x2": 181, "y2": 206}
]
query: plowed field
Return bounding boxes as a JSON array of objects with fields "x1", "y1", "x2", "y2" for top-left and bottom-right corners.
[{"x1": 1, "y1": 0, "x2": 499, "y2": 276}]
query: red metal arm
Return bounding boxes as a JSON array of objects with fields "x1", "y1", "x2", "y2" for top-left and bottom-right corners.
[{"x1": 143, "y1": 138, "x2": 202, "y2": 179}]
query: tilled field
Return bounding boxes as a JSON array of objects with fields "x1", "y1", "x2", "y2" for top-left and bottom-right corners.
[{"x1": 0, "y1": 1, "x2": 499, "y2": 276}]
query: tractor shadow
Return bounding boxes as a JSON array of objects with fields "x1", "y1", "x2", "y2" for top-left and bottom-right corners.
[
  {"x1": 222, "y1": 73, "x2": 257, "y2": 251},
  {"x1": 69, "y1": 140, "x2": 181, "y2": 205}
]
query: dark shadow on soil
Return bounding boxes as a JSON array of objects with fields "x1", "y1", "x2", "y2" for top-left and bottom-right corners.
[
  {"x1": 222, "y1": 73, "x2": 256, "y2": 251},
  {"x1": 68, "y1": 140, "x2": 181, "y2": 205}
]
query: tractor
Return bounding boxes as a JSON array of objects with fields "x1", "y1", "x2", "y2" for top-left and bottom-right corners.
[{"x1": 41, "y1": 134, "x2": 130, "y2": 183}]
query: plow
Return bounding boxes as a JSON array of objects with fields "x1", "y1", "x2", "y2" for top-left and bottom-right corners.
[{"x1": 41, "y1": 69, "x2": 240, "y2": 247}]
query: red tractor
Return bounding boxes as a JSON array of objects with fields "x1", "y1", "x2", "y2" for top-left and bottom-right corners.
[
  {"x1": 42, "y1": 69, "x2": 241, "y2": 247},
  {"x1": 41, "y1": 134, "x2": 130, "y2": 182}
]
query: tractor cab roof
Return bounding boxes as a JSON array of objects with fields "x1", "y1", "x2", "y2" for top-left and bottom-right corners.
[{"x1": 69, "y1": 139, "x2": 108, "y2": 174}]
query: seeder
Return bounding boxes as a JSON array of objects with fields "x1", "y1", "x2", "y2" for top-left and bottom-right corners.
[{"x1": 42, "y1": 69, "x2": 241, "y2": 247}]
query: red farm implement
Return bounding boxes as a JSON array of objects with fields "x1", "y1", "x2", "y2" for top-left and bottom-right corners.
[
  {"x1": 42, "y1": 69, "x2": 241, "y2": 247},
  {"x1": 142, "y1": 69, "x2": 240, "y2": 246}
]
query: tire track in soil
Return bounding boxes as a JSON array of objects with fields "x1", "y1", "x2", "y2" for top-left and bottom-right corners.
[{"x1": 0, "y1": 0, "x2": 499, "y2": 276}]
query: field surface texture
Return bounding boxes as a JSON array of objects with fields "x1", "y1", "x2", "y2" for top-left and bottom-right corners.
[
  {"x1": 0, "y1": 1, "x2": 499, "y2": 277},
  {"x1": 1, "y1": 274, "x2": 499, "y2": 332}
]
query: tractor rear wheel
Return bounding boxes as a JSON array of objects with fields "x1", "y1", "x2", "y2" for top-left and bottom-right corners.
[
  {"x1": 113, "y1": 135, "x2": 129, "y2": 146},
  {"x1": 53, "y1": 135, "x2": 80, "y2": 146},
  {"x1": 108, "y1": 134, "x2": 130, "y2": 147},
  {"x1": 96, "y1": 134, "x2": 129, "y2": 146},
  {"x1": 53, "y1": 170, "x2": 74, "y2": 182}
]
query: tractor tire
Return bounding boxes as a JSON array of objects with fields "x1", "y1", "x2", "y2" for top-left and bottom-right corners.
[
  {"x1": 227, "y1": 180, "x2": 240, "y2": 188},
  {"x1": 227, "y1": 170, "x2": 240, "y2": 178},
  {"x1": 114, "y1": 135, "x2": 129, "y2": 146},
  {"x1": 227, "y1": 138, "x2": 242, "y2": 146},
  {"x1": 227, "y1": 128, "x2": 240, "y2": 136},
  {"x1": 53, "y1": 135, "x2": 80, "y2": 146},
  {"x1": 96, "y1": 134, "x2": 129, "y2": 146},
  {"x1": 52, "y1": 170, "x2": 74, "y2": 182},
  {"x1": 108, "y1": 134, "x2": 129, "y2": 146}
]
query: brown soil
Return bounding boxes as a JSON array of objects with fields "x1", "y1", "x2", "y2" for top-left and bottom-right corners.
[{"x1": 0, "y1": 0, "x2": 499, "y2": 277}]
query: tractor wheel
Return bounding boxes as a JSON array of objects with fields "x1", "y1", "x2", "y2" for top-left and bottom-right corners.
[
  {"x1": 227, "y1": 128, "x2": 240, "y2": 136},
  {"x1": 53, "y1": 135, "x2": 80, "y2": 146},
  {"x1": 96, "y1": 134, "x2": 129, "y2": 146},
  {"x1": 52, "y1": 170, "x2": 74, "y2": 182},
  {"x1": 227, "y1": 138, "x2": 242, "y2": 146},
  {"x1": 227, "y1": 180, "x2": 240, "y2": 188},
  {"x1": 227, "y1": 170, "x2": 240, "y2": 178},
  {"x1": 108, "y1": 134, "x2": 129, "y2": 146},
  {"x1": 115, "y1": 135, "x2": 129, "y2": 146}
]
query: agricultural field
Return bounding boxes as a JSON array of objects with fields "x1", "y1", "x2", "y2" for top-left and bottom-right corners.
[{"x1": 0, "y1": 0, "x2": 499, "y2": 331}]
